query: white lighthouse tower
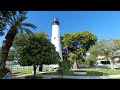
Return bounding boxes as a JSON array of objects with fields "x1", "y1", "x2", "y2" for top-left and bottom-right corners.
[
  {"x1": 51, "y1": 18, "x2": 63, "y2": 61},
  {"x1": 41, "y1": 18, "x2": 63, "y2": 71}
]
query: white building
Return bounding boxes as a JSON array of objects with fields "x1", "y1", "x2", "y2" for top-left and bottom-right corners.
[
  {"x1": 96, "y1": 55, "x2": 107, "y2": 65},
  {"x1": 96, "y1": 55, "x2": 120, "y2": 68}
]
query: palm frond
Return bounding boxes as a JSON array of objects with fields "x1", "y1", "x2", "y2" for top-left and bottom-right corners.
[
  {"x1": 19, "y1": 11, "x2": 27, "y2": 16},
  {"x1": 11, "y1": 12, "x2": 17, "y2": 23},
  {"x1": 16, "y1": 16, "x2": 28, "y2": 26},
  {"x1": 17, "y1": 26, "x2": 23, "y2": 34},
  {"x1": 18, "y1": 27, "x2": 33, "y2": 35},
  {"x1": 0, "y1": 30, "x2": 5, "y2": 36},
  {"x1": 21, "y1": 23, "x2": 37, "y2": 30}
]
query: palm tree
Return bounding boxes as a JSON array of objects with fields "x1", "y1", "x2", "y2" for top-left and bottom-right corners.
[{"x1": 0, "y1": 11, "x2": 37, "y2": 71}]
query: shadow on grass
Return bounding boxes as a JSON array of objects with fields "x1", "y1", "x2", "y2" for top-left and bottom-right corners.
[
  {"x1": 84, "y1": 71, "x2": 108, "y2": 76},
  {"x1": 12, "y1": 72, "x2": 22, "y2": 77},
  {"x1": 25, "y1": 75, "x2": 42, "y2": 79},
  {"x1": 72, "y1": 69, "x2": 109, "y2": 76},
  {"x1": 12, "y1": 72, "x2": 21, "y2": 74},
  {"x1": 51, "y1": 78, "x2": 74, "y2": 79},
  {"x1": 40, "y1": 71, "x2": 58, "y2": 75}
]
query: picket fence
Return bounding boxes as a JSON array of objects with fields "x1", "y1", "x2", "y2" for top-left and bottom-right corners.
[{"x1": 6, "y1": 65, "x2": 33, "y2": 71}]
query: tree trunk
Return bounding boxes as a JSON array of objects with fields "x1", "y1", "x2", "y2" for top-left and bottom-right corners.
[
  {"x1": 70, "y1": 61, "x2": 73, "y2": 70},
  {"x1": 0, "y1": 27, "x2": 17, "y2": 71},
  {"x1": 109, "y1": 58, "x2": 115, "y2": 70},
  {"x1": 61, "y1": 75, "x2": 63, "y2": 79},
  {"x1": 72, "y1": 61, "x2": 77, "y2": 69},
  {"x1": 33, "y1": 66, "x2": 37, "y2": 77}
]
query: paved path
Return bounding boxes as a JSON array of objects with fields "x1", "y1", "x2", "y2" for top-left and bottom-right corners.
[
  {"x1": 14, "y1": 74, "x2": 120, "y2": 79},
  {"x1": 41, "y1": 75, "x2": 106, "y2": 79}
]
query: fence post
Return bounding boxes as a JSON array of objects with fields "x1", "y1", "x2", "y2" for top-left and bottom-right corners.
[{"x1": 28, "y1": 66, "x2": 29, "y2": 70}]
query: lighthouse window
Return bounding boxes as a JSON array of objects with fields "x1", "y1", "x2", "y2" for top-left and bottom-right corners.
[{"x1": 54, "y1": 37, "x2": 56, "y2": 39}]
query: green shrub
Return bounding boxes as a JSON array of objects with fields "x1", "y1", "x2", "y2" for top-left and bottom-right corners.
[
  {"x1": 90, "y1": 60, "x2": 95, "y2": 66},
  {"x1": 84, "y1": 60, "x2": 90, "y2": 66},
  {"x1": 25, "y1": 76, "x2": 42, "y2": 79},
  {"x1": 84, "y1": 60, "x2": 95, "y2": 66},
  {"x1": 57, "y1": 61, "x2": 71, "y2": 78},
  {"x1": 77, "y1": 60, "x2": 83, "y2": 64},
  {"x1": 0, "y1": 68, "x2": 12, "y2": 79},
  {"x1": 63, "y1": 61, "x2": 71, "y2": 71},
  {"x1": 77, "y1": 58, "x2": 85, "y2": 64}
]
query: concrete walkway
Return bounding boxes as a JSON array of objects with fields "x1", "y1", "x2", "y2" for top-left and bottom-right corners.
[
  {"x1": 14, "y1": 74, "x2": 120, "y2": 79},
  {"x1": 40, "y1": 75, "x2": 115, "y2": 79}
]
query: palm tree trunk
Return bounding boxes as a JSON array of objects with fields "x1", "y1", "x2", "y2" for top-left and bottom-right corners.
[
  {"x1": 0, "y1": 27, "x2": 17, "y2": 71},
  {"x1": 109, "y1": 58, "x2": 115, "y2": 70}
]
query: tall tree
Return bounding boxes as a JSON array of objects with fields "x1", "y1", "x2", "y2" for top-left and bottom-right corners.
[
  {"x1": 0, "y1": 47, "x2": 1, "y2": 62},
  {"x1": 62, "y1": 31, "x2": 97, "y2": 69},
  {"x1": 0, "y1": 11, "x2": 25, "y2": 36},
  {"x1": 0, "y1": 11, "x2": 37, "y2": 71},
  {"x1": 68, "y1": 53, "x2": 78, "y2": 69},
  {"x1": 60, "y1": 36, "x2": 68, "y2": 61},
  {"x1": 0, "y1": 11, "x2": 12, "y2": 36},
  {"x1": 98, "y1": 39, "x2": 120, "y2": 69},
  {"x1": 13, "y1": 33, "x2": 60, "y2": 76},
  {"x1": 87, "y1": 44, "x2": 105, "y2": 61}
]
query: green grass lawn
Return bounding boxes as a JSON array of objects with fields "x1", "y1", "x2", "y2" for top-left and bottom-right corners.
[
  {"x1": 40, "y1": 68, "x2": 120, "y2": 76},
  {"x1": 112, "y1": 77, "x2": 120, "y2": 79},
  {"x1": 40, "y1": 71, "x2": 74, "y2": 75},
  {"x1": 12, "y1": 70, "x2": 32, "y2": 77},
  {"x1": 76, "y1": 68, "x2": 120, "y2": 76},
  {"x1": 12, "y1": 68, "x2": 120, "y2": 77}
]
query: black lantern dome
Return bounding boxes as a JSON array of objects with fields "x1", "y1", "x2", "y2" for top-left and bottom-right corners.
[{"x1": 52, "y1": 18, "x2": 60, "y2": 25}]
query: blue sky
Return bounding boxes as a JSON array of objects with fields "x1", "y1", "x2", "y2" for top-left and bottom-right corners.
[{"x1": 1, "y1": 11, "x2": 120, "y2": 47}]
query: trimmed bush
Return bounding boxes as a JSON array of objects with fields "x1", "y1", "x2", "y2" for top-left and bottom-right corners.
[
  {"x1": 77, "y1": 60, "x2": 83, "y2": 64},
  {"x1": 90, "y1": 60, "x2": 95, "y2": 66},
  {"x1": 57, "y1": 61, "x2": 71, "y2": 78},
  {"x1": 84, "y1": 60, "x2": 90, "y2": 66},
  {"x1": 84, "y1": 60, "x2": 95, "y2": 66}
]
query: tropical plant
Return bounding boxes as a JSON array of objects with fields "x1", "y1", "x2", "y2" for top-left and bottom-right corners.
[
  {"x1": 0, "y1": 11, "x2": 37, "y2": 71},
  {"x1": 57, "y1": 61, "x2": 71, "y2": 79}
]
